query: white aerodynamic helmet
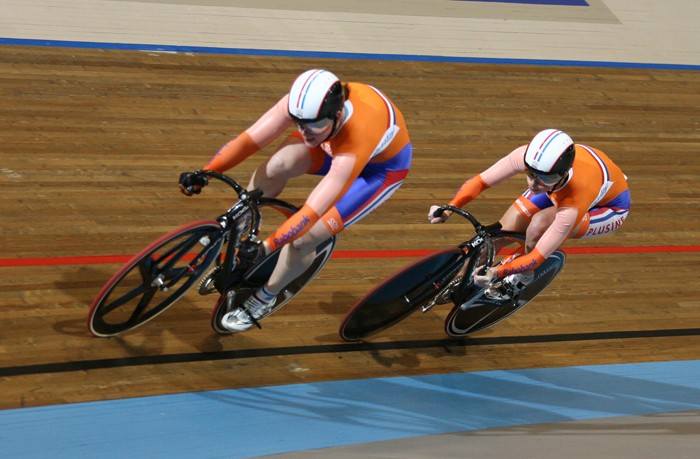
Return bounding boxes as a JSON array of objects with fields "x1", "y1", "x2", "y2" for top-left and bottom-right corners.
[
  {"x1": 288, "y1": 69, "x2": 344, "y2": 122},
  {"x1": 524, "y1": 129, "x2": 576, "y2": 182}
]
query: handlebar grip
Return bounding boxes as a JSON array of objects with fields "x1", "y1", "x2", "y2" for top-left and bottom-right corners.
[{"x1": 246, "y1": 188, "x2": 264, "y2": 200}]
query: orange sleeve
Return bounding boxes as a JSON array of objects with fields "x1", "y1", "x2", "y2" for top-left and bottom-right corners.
[
  {"x1": 448, "y1": 174, "x2": 490, "y2": 208},
  {"x1": 203, "y1": 132, "x2": 260, "y2": 173},
  {"x1": 496, "y1": 247, "x2": 546, "y2": 277},
  {"x1": 265, "y1": 205, "x2": 320, "y2": 252}
]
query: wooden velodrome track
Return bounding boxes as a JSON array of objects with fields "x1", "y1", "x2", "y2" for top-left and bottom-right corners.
[{"x1": 2, "y1": 41, "x2": 699, "y2": 411}]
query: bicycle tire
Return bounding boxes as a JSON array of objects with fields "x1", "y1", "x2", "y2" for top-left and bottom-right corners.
[
  {"x1": 339, "y1": 248, "x2": 467, "y2": 341},
  {"x1": 210, "y1": 234, "x2": 337, "y2": 334},
  {"x1": 88, "y1": 220, "x2": 223, "y2": 337},
  {"x1": 444, "y1": 250, "x2": 566, "y2": 337}
]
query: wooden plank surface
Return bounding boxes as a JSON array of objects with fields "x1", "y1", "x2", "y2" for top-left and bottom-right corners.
[{"x1": 1, "y1": 45, "x2": 699, "y2": 409}]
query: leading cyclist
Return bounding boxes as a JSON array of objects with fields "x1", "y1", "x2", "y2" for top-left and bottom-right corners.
[
  {"x1": 428, "y1": 129, "x2": 630, "y2": 300},
  {"x1": 180, "y1": 69, "x2": 412, "y2": 332}
]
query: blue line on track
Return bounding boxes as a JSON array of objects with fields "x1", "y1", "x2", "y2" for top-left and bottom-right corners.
[{"x1": 1, "y1": 37, "x2": 698, "y2": 71}]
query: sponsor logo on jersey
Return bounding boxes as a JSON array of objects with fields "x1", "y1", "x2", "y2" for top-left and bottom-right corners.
[
  {"x1": 585, "y1": 214, "x2": 626, "y2": 237},
  {"x1": 500, "y1": 257, "x2": 538, "y2": 276},
  {"x1": 326, "y1": 217, "x2": 340, "y2": 231},
  {"x1": 273, "y1": 215, "x2": 312, "y2": 247},
  {"x1": 515, "y1": 198, "x2": 532, "y2": 217}
]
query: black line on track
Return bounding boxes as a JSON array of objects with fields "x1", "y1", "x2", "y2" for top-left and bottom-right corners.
[{"x1": 3, "y1": 328, "x2": 700, "y2": 377}]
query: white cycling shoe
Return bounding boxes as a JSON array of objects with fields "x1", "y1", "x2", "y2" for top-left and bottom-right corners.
[
  {"x1": 484, "y1": 272, "x2": 534, "y2": 301},
  {"x1": 220, "y1": 293, "x2": 276, "y2": 332}
]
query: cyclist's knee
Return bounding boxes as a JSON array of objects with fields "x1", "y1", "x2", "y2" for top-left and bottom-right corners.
[
  {"x1": 250, "y1": 160, "x2": 301, "y2": 197},
  {"x1": 286, "y1": 233, "x2": 316, "y2": 253},
  {"x1": 525, "y1": 209, "x2": 555, "y2": 246},
  {"x1": 269, "y1": 143, "x2": 312, "y2": 177},
  {"x1": 525, "y1": 220, "x2": 546, "y2": 243},
  {"x1": 288, "y1": 221, "x2": 332, "y2": 253},
  {"x1": 499, "y1": 205, "x2": 529, "y2": 233}
]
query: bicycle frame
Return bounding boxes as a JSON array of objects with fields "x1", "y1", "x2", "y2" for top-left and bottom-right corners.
[
  {"x1": 338, "y1": 206, "x2": 564, "y2": 341},
  {"x1": 419, "y1": 205, "x2": 502, "y2": 312},
  {"x1": 88, "y1": 170, "x2": 340, "y2": 337}
]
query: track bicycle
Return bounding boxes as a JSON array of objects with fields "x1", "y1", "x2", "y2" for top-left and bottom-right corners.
[
  {"x1": 88, "y1": 170, "x2": 337, "y2": 337},
  {"x1": 339, "y1": 205, "x2": 566, "y2": 341}
]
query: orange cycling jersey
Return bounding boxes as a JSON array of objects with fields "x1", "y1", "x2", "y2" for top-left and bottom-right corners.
[
  {"x1": 295, "y1": 82, "x2": 410, "y2": 178},
  {"x1": 449, "y1": 144, "x2": 629, "y2": 276},
  {"x1": 203, "y1": 82, "x2": 411, "y2": 252},
  {"x1": 265, "y1": 82, "x2": 410, "y2": 251},
  {"x1": 548, "y1": 145, "x2": 628, "y2": 227}
]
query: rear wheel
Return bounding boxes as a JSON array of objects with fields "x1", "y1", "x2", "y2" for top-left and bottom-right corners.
[{"x1": 445, "y1": 250, "x2": 566, "y2": 337}]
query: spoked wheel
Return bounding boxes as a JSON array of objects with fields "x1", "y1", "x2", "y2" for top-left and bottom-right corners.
[
  {"x1": 445, "y1": 250, "x2": 566, "y2": 337},
  {"x1": 210, "y1": 235, "x2": 337, "y2": 334},
  {"x1": 339, "y1": 248, "x2": 467, "y2": 341},
  {"x1": 88, "y1": 221, "x2": 223, "y2": 337}
]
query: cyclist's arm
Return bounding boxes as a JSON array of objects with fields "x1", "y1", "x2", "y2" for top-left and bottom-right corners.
[
  {"x1": 449, "y1": 146, "x2": 526, "y2": 207},
  {"x1": 495, "y1": 206, "x2": 577, "y2": 277},
  {"x1": 264, "y1": 153, "x2": 358, "y2": 252},
  {"x1": 204, "y1": 95, "x2": 294, "y2": 172}
]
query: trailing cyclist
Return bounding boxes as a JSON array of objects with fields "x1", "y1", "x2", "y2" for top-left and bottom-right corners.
[{"x1": 428, "y1": 129, "x2": 630, "y2": 300}]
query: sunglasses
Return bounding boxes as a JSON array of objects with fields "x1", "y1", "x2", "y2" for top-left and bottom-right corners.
[
  {"x1": 294, "y1": 117, "x2": 334, "y2": 135},
  {"x1": 526, "y1": 167, "x2": 564, "y2": 186}
]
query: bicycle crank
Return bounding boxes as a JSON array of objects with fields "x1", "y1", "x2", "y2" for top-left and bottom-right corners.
[{"x1": 198, "y1": 265, "x2": 221, "y2": 295}]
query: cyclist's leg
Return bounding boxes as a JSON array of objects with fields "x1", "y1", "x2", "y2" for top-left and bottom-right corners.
[
  {"x1": 248, "y1": 136, "x2": 313, "y2": 197},
  {"x1": 484, "y1": 191, "x2": 557, "y2": 299},
  {"x1": 265, "y1": 220, "x2": 332, "y2": 294},
  {"x1": 332, "y1": 146, "x2": 411, "y2": 230},
  {"x1": 220, "y1": 139, "x2": 328, "y2": 330},
  {"x1": 570, "y1": 190, "x2": 631, "y2": 239},
  {"x1": 265, "y1": 144, "x2": 411, "y2": 292},
  {"x1": 499, "y1": 190, "x2": 555, "y2": 252},
  {"x1": 248, "y1": 134, "x2": 334, "y2": 295},
  {"x1": 238, "y1": 135, "x2": 322, "y2": 296}
]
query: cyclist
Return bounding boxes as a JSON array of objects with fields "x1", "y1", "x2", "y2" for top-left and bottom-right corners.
[
  {"x1": 428, "y1": 129, "x2": 630, "y2": 300},
  {"x1": 180, "y1": 69, "x2": 412, "y2": 331}
]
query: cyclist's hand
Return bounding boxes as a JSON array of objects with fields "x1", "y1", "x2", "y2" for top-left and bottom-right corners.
[
  {"x1": 179, "y1": 172, "x2": 208, "y2": 196},
  {"x1": 428, "y1": 205, "x2": 451, "y2": 224},
  {"x1": 473, "y1": 266, "x2": 497, "y2": 288}
]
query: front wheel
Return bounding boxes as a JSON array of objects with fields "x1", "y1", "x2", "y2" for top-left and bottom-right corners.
[
  {"x1": 87, "y1": 221, "x2": 223, "y2": 337},
  {"x1": 444, "y1": 250, "x2": 566, "y2": 337},
  {"x1": 339, "y1": 248, "x2": 467, "y2": 341}
]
